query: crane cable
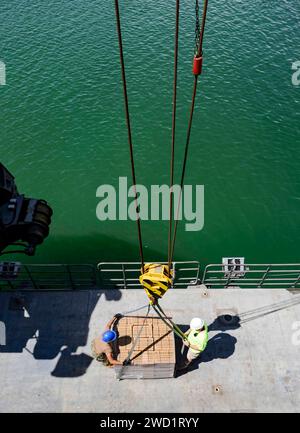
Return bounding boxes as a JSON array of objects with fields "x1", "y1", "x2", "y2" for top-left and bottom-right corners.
[
  {"x1": 114, "y1": 0, "x2": 145, "y2": 273},
  {"x1": 169, "y1": 0, "x2": 209, "y2": 264},
  {"x1": 114, "y1": 0, "x2": 209, "y2": 342},
  {"x1": 115, "y1": 0, "x2": 209, "y2": 272},
  {"x1": 167, "y1": 0, "x2": 180, "y2": 274}
]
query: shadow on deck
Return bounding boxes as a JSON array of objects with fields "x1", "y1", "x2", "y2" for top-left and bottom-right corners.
[
  {"x1": 0, "y1": 289, "x2": 122, "y2": 378},
  {"x1": 1, "y1": 291, "x2": 300, "y2": 380}
]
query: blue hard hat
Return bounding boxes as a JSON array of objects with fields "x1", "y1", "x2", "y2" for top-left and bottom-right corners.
[{"x1": 102, "y1": 330, "x2": 117, "y2": 343}]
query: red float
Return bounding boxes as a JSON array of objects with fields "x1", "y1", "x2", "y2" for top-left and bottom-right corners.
[{"x1": 193, "y1": 55, "x2": 203, "y2": 76}]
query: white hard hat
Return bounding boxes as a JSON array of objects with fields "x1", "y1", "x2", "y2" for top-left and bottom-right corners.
[{"x1": 190, "y1": 317, "x2": 204, "y2": 330}]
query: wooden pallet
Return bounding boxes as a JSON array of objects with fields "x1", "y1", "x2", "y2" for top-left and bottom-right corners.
[{"x1": 114, "y1": 315, "x2": 176, "y2": 379}]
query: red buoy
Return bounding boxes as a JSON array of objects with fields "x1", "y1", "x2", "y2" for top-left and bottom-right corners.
[{"x1": 193, "y1": 55, "x2": 203, "y2": 76}]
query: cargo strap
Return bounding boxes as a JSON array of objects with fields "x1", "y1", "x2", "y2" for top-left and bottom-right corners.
[
  {"x1": 152, "y1": 303, "x2": 187, "y2": 341},
  {"x1": 119, "y1": 303, "x2": 150, "y2": 317},
  {"x1": 117, "y1": 303, "x2": 151, "y2": 380}
]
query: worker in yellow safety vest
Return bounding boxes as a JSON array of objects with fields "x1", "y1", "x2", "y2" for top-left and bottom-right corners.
[{"x1": 180, "y1": 317, "x2": 208, "y2": 369}]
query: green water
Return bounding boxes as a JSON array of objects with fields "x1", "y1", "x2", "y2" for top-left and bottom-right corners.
[{"x1": 1, "y1": 0, "x2": 300, "y2": 266}]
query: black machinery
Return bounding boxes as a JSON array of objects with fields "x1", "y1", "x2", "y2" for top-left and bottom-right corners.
[{"x1": 0, "y1": 163, "x2": 52, "y2": 256}]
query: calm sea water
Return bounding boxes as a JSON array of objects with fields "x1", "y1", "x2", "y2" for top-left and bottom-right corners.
[{"x1": 1, "y1": 0, "x2": 300, "y2": 266}]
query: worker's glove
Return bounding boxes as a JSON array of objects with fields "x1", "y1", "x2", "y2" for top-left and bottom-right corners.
[
  {"x1": 114, "y1": 313, "x2": 123, "y2": 319},
  {"x1": 123, "y1": 359, "x2": 131, "y2": 366}
]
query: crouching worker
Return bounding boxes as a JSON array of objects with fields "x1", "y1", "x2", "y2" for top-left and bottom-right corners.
[
  {"x1": 180, "y1": 317, "x2": 208, "y2": 369},
  {"x1": 91, "y1": 314, "x2": 122, "y2": 366}
]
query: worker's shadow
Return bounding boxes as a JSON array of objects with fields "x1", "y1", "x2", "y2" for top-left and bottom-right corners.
[
  {"x1": 0, "y1": 288, "x2": 122, "y2": 378},
  {"x1": 174, "y1": 318, "x2": 238, "y2": 378}
]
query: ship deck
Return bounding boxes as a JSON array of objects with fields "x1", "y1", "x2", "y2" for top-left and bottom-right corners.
[{"x1": 0, "y1": 287, "x2": 299, "y2": 413}]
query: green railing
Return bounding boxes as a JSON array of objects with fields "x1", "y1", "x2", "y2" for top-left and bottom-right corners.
[
  {"x1": 0, "y1": 263, "x2": 97, "y2": 291},
  {"x1": 202, "y1": 263, "x2": 300, "y2": 289},
  {"x1": 0, "y1": 261, "x2": 200, "y2": 291},
  {"x1": 1, "y1": 260, "x2": 300, "y2": 291},
  {"x1": 97, "y1": 261, "x2": 200, "y2": 289}
]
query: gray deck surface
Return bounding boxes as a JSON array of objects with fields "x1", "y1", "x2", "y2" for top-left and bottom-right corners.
[{"x1": 0, "y1": 287, "x2": 299, "y2": 413}]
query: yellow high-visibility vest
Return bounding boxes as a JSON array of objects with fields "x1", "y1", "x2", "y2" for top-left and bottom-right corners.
[{"x1": 187, "y1": 324, "x2": 208, "y2": 354}]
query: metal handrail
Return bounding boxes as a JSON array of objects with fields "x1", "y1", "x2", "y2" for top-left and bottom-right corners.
[
  {"x1": 0, "y1": 263, "x2": 97, "y2": 291},
  {"x1": 2, "y1": 260, "x2": 300, "y2": 291},
  {"x1": 202, "y1": 263, "x2": 300, "y2": 289},
  {"x1": 97, "y1": 261, "x2": 200, "y2": 289}
]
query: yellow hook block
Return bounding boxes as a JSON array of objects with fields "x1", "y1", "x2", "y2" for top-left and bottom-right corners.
[{"x1": 139, "y1": 263, "x2": 173, "y2": 304}]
